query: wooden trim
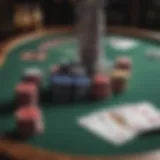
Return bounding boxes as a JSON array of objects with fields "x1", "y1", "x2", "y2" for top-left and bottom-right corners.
[
  {"x1": 0, "y1": 26, "x2": 72, "y2": 68},
  {"x1": 0, "y1": 27, "x2": 160, "y2": 160}
]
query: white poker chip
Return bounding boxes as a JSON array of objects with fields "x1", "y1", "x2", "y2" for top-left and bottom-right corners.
[
  {"x1": 146, "y1": 51, "x2": 159, "y2": 59},
  {"x1": 109, "y1": 38, "x2": 138, "y2": 50},
  {"x1": 24, "y1": 68, "x2": 42, "y2": 76},
  {"x1": 146, "y1": 48, "x2": 160, "y2": 59}
]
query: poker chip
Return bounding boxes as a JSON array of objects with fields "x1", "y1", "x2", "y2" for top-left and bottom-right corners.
[
  {"x1": 23, "y1": 68, "x2": 42, "y2": 86},
  {"x1": 146, "y1": 49, "x2": 160, "y2": 60},
  {"x1": 21, "y1": 52, "x2": 32, "y2": 61},
  {"x1": 16, "y1": 106, "x2": 41, "y2": 120},
  {"x1": 72, "y1": 75, "x2": 91, "y2": 101},
  {"x1": 115, "y1": 56, "x2": 132, "y2": 70},
  {"x1": 111, "y1": 69, "x2": 129, "y2": 93},
  {"x1": 92, "y1": 74, "x2": 111, "y2": 99},
  {"x1": 24, "y1": 68, "x2": 42, "y2": 77},
  {"x1": 16, "y1": 82, "x2": 37, "y2": 94},
  {"x1": 15, "y1": 106, "x2": 44, "y2": 135},
  {"x1": 15, "y1": 82, "x2": 38, "y2": 105},
  {"x1": 93, "y1": 74, "x2": 110, "y2": 84},
  {"x1": 111, "y1": 69, "x2": 130, "y2": 80}
]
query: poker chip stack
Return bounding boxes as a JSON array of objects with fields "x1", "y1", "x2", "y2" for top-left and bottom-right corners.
[
  {"x1": 23, "y1": 68, "x2": 42, "y2": 87},
  {"x1": 71, "y1": 66, "x2": 91, "y2": 101},
  {"x1": 52, "y1": 74, "x2": 73, "y2": 103},
  {"x1": 15, "y1": 82, "x2": 38, "y2": 106},
  {"x1": 92, "y1": 74, "x2": 111, "y2": 100},
  {"x1": 14, "y1": 68, "x2": 44, "y2": 136},
  {"x1": 111, "y1": 69, "x2": 130, "y2": 94},
  {"x1": 115, "y1": 56, "x2": 132, "y2": 71},
  {"x1": 15, "y1": 106, "x2": 44, "y2": 136}
]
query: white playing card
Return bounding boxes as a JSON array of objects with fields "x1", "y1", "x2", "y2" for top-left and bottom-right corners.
[
  {"x1": 78, "y1": 102, "x2": 160, "y2": 145},
  {"x1": 132, "y1": 102, "x2": 160, "y2": 132},
  {"x1": 78, "y1": 107, "x2": 138, "y2": 145},
  {"x1": 104, "y1": 102, "x2": 160, "y2": 133}
]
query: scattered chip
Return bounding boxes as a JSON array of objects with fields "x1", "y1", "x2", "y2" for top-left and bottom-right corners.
[{"x1": 21, "y1": 52, "x2": 33, "y2": 61}]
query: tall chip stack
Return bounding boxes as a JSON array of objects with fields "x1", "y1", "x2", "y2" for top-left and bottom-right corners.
[
  {"x1": 14, "y1": 68, "x2": 44, "y2": 136},
  {"x1": 71, "y1": 66, "x2": 91, "y2": 101},
  {"x1": 77, "y1": 0, "x2": 105, "y2": 76}
]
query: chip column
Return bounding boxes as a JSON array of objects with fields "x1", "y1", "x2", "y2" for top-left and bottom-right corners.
[
  {"x1": 52, "y1": 75, "x2": 72, "y2": 103},
  {"x1": 72, "y1": 75, "x2": 91, "y2": 101},
  {"x1": 15, "y1": 106, "x2": 44, "y2": 136},
  {"x1": 15, "y1": 82, "x2": 38, "y2": 106},
  {"x1": 111, "y1": 69, "x2": 130, "y2": 94},
  {"x1": 115, "y1": 57, "x2": 132, "y2": 71},
  {"x1": 92, "y1": 74, "x2": 111, "y2": 100},
  {"x1": 23, "y1": 68, "x2": 42, "y2": 87}
]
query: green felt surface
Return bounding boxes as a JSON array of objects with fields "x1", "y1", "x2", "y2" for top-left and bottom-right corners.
[{"x1": 1, "y1": 32, "x2": 160, "y2": 155}]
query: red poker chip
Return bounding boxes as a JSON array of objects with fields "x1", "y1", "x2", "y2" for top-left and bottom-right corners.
[
  {"x1": 92, "y1": 75, "x2": 111, "y2": 99},
  {"x1": 16, "y1": 106, "x2": 41, "y2": 121},
  {"x1": 93, "y1": 74, "x2": 110, "y2": 84},
  {"x1": 15, "y1": 106, "x2": 44, "y2": 135},
  {"x1": 16, "y1": 82, "x2": 37, "y2": 94}
]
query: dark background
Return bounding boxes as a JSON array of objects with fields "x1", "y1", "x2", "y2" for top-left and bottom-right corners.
[{"x1": 0, "y1": 0, "x2": 159, "y2": 40}]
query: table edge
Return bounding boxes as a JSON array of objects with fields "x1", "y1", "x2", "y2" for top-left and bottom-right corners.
[{"x1": 0, "y1": 26, "x2": 160, "y2": 160}]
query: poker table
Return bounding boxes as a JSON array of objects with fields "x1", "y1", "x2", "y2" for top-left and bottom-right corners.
[{"x1": 0, "y1": 27, "x2": 160, "y2": 160}]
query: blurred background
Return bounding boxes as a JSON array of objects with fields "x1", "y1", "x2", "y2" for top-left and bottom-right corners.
[{"x1": 0, "y1": 0, "x2": 159, "y2": 40}]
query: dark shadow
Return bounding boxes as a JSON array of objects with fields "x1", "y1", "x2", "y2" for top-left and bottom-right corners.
[
  {"x1": 139, "y1": 128, "x2": 160, "y2": 138},
  {"x1": 1, "y1": 129, "x2": 31, "y2": 142},
  {"x1": 0, "y1": 101, "x2": 16, "y2": 116},
  {"x1": 40, "y1": 87, "x2": 53, "y2": 104}
]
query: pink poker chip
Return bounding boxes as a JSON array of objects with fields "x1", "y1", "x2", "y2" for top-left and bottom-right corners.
[
  {"x1": 116, "y1": 56, "x2": 132, "y2": 65},
  {"x1": 16, "y1": 82, "x2": 37, "y2": 94},
  {"x1": 93, "y1": 74, "x2": 110, "y2": 84},
  {"x1": 15, "y1": 106, "x2": 41, "y2": 120}
]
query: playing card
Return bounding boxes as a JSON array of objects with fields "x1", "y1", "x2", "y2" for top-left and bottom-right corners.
[
  {"x1": 78, "y1": 102, "x2": 160, "y2": 145},
  {"x1": 105, "y1": 102, "x2": 160, "y2": 133},
  {"x1": 78, "y1": 106, "x2": 138, "y2": 145},
  {"x1": 131, "y1": 102, "x2": 160, "y2": 132},
  {"x1": 109, "y1": 102, "x2": 160, "y2": 132}
]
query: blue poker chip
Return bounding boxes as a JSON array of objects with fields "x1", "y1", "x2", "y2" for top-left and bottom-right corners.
[
  {"x1": 73, "y1": 76, "x2": 91, "y2": 86},
  {"x1": 52, "y1": 75, "x2": 72, "y2": 85}
]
